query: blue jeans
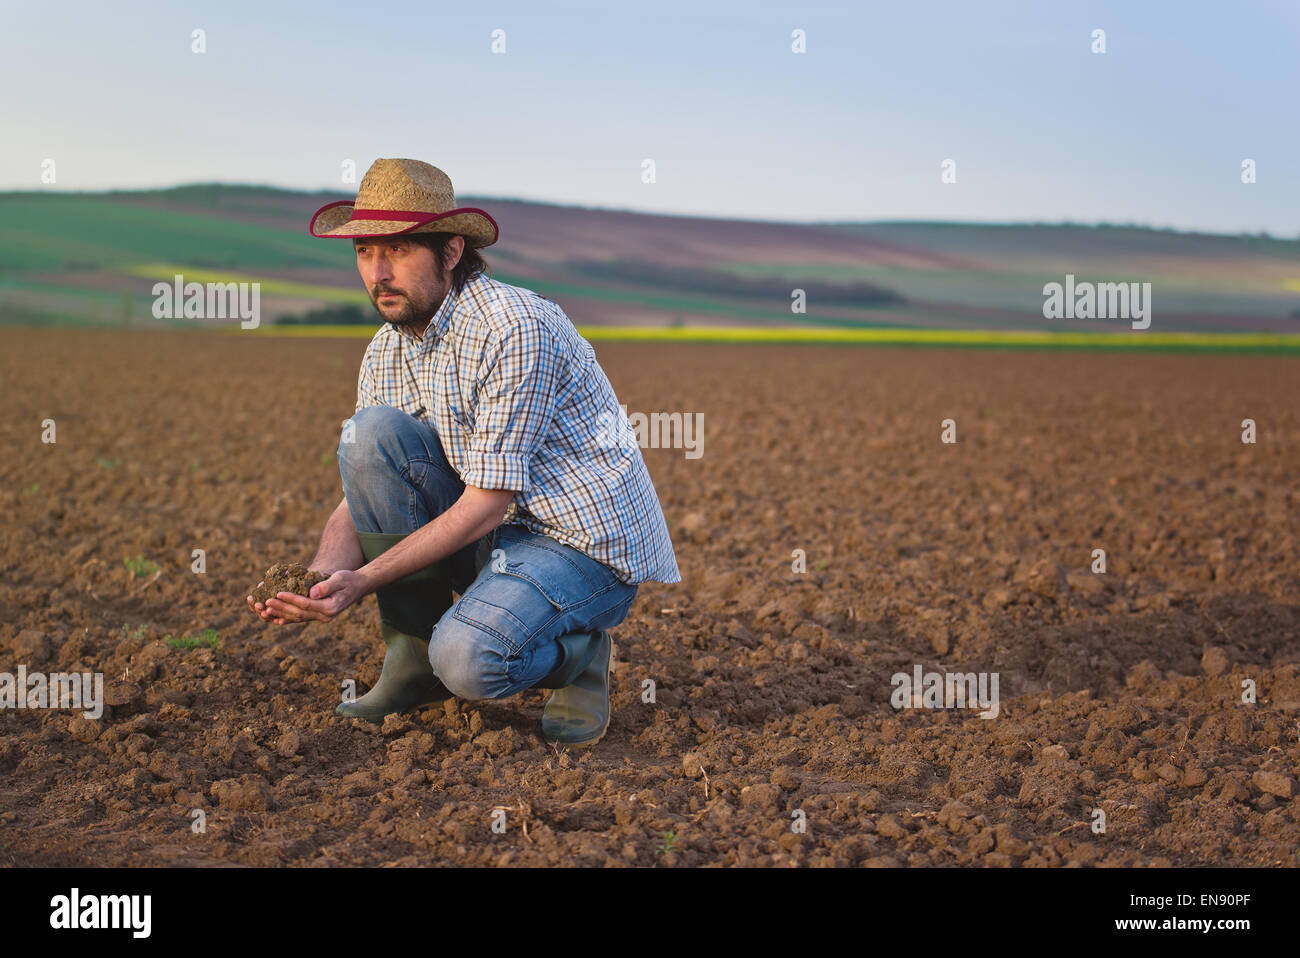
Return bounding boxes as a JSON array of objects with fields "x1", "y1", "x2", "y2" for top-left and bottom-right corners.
[{"x1": 337, "y1": 404, "x2": 638, "y2": 700}]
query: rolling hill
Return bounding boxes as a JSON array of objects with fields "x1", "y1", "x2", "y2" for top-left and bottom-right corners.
[{"x1": 0, "y1": 185, "x2": 1296, "y2": 335}]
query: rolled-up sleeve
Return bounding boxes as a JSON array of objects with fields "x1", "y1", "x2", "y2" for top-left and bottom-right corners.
[{"x1": 459, "y1": 320, "x2": 562, "y2": 492}]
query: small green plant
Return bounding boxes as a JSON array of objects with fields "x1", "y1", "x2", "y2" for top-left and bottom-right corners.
[
  {"x1": 164, "y1": 628, "x2": 220, "y2": 651},
  {"x1": 191, "y1": 459, "x2": 201, "y2": 471},
  {"x1": 119, "y1": 624, "x2": 147, "y2": 641},
  {"x1": 656, "y1": 830, "x2": 677, "y2": 856},
  {"x1": 216, "y1": 469, "x2": 231, "y2": 483},
  {"x1": 124, "y1": 556, "x2": 159, "y2": 578},
  {"x1": 24, "y1": 482, "x2": 39, "y2": 494},
  {"x1": 319, "y1": 451, "x2": 336, "y2": 465},
  {"x1": 814, "y1": 559, "x2": 829, "y2": 571},
  {"x1": 96, "y1": 457, "x2": 120, "y2": 470}
]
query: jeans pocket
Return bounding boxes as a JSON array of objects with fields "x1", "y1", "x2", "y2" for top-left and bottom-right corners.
[
  {"x1": 493, "y1": 536, "x2": 580, "y2": 611},
  {"x1": 450, "y1": 594, "x2": 529, "y2": 655},
  {"x1": 498, "y1": 566, "x2": 567, "y2": 611}
]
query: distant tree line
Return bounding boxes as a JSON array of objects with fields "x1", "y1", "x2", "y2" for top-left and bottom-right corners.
[{"x1": 276, "y1": 304, "x2": 374, "y2": 325}]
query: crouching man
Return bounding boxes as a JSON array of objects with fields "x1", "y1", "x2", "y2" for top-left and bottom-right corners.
[{"x1": 246, "y1": 158, "x2": 680, "y2": 747}]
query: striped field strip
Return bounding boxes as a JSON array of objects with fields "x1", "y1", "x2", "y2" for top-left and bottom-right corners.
[
  {"x1": 125, "y1": 264, "x2": 368, "y2": 304},
  {"x1": 231, "y1": 323, "x2": 1300, "y2": 351}
]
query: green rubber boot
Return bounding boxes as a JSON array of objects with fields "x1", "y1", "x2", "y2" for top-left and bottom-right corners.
[
  {"x1": 535, "y1": 629, "x2": 604, "y2": 690},
  {"x1": 335, "y1": 531, "x2": 456, "y2": 723},
  {"x1": 540, "y1": 629, "x2": 616, "y2": 747}
]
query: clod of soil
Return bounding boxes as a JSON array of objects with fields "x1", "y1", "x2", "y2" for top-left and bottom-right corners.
[{"x1": 250, "y1": 563, "x2": 328, "y2": 604}]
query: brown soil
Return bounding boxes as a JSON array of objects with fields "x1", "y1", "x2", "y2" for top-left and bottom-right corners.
[
  {"x1": 250, "y1": 563, "x2": 327, "y2": 605},
  {"x1": 1, "y1": 328, "x2": 1298, "y2": 867}
]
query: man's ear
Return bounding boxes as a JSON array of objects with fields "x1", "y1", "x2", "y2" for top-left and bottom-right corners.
[{"x1": 444, "y1": 234, "x2": 466, "y2": 272}]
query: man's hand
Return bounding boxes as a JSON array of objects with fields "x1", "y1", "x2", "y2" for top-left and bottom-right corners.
[
  {"x1": 258, "y1": 570, "x2": 369, "y2": 624},
  {"x1": 244, "y1": 485, "x2": 513, "y2": 627},
  {"x1": 245, "y1": 568, "x2": 340, "y2": 625},
  {"x1": 245, "y1": 496, "x2": 364, "y2": 625}
]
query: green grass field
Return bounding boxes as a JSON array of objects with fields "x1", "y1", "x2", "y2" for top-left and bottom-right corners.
[{"x1": 0, "y1": 194, "x2": 348, "y2": 271}]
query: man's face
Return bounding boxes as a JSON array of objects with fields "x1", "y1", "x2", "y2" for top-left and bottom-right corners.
[{"x1": 353, "y1": 237, "x2": 450, "y2": 330}]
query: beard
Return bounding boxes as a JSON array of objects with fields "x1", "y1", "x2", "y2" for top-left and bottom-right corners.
[{"x1": 369, "y1": 277, "x2": 446, "y2": 330}]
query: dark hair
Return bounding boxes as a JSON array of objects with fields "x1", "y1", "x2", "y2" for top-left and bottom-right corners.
[{"x1": 408, "y1": 232, "x2": 490, "y2": 294}]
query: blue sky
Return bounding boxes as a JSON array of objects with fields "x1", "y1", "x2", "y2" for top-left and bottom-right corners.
[{"x1": 3, "y1": 0, "x2": 1297, "y2": 234}]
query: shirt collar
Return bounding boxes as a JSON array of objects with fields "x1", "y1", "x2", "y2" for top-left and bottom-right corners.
[{"x1": 389, "y1": 275, "x2": 463, "y2": 347}]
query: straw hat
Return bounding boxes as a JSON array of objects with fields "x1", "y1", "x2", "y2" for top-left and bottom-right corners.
[{"x1": 308, "y1": 158, "x2": 499, "y2": 247}]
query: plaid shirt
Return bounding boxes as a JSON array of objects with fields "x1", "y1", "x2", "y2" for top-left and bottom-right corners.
[{"x1": 354, "y1": 271, "x2": 681, "y2": 585}]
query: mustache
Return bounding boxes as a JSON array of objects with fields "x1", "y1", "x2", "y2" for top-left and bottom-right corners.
[{"x1": 371, "y1": 284, "x2": 405, "y2": 298}]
